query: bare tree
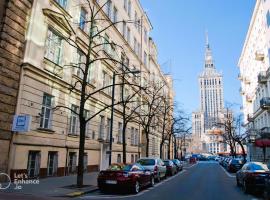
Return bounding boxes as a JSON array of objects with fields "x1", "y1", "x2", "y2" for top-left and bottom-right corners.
[
  {"x1": 136, "y1": 81, "x2": 165, "y2": 157},
  {"x1": 50, "y1": 0, "x2": 142, "y2": 187}
]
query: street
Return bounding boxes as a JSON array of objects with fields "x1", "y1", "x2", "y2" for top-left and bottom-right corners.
[{"x1": 78, "y1": 161, "x2": 262, "y2": 200}]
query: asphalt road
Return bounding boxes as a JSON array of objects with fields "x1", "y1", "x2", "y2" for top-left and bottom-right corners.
[{"x1": 78, "y1": 161, "x2": 262, "y2": 200}]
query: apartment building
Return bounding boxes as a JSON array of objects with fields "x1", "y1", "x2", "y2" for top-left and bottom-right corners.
[
  {"x1": 0, "y1": 0, "x2": 33, "y2": 178},
  {"x1": 1, "y1": 0, "x2": 174, "y2": 179},
  {"x1": 238, "y1": 0, "x2": 270, "y2": 163}
]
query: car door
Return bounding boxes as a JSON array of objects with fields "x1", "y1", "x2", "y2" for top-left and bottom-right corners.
[
  {"x1": 159, "y1": 159, "x2": 166, "y2": 177},
  {"x1": 138, "y1": 164, "x2": 150, "y2": 186}
]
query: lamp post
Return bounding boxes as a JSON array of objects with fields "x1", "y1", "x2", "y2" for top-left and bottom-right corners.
[{"x1": 108, "y1": 70, "x2": 140, "y2": 166}]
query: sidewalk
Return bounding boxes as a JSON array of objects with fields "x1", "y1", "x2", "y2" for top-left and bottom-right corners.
[{"x1": 1, "y1": 172, "x2": 99, "y2": 198}]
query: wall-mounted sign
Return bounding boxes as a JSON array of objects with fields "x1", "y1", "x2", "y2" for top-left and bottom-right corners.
[{"x1": 12, "y1": 115, "x2": 31, "y2": 132}]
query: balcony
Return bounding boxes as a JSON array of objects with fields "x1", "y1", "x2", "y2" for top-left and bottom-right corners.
[
  {"x1": 244, "y1": 78, "x2": 251, "y2": 84},
  {"x1": 238, "y1": 73, "x2": 243, "y2": 81},
  {"x1": 239, "y1": 87, "x2": 245, "y2": 95},
  {"x1": 258, "y1": 71, "x2": 267, "y2": 84},
  {"x1": 255, "y1": 50, "x2": 265, "y2": 61},
  {"x1": 247, "y1": 114, "x2": 254, "y2": 122},
  {"x1": 260, "y1": 97, "x2": 270, "y2": 109},
  {"x1": 260, "y1": 127, "x2": 270, "y2": 139},
  {"x1": 246, "y1": 95, "x2": 252, "y2": 102}
]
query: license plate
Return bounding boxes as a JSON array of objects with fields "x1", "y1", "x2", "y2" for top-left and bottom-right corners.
[{"x1": 106, "y1": 180, "x2": 117, "y2": 184}]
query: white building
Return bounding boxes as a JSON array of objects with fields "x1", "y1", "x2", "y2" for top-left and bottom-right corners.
[{"x1": 238, "y1": 0, "x2": 270, "y2": 163}]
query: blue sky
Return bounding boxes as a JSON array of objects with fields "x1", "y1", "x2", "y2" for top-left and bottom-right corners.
[{"x1": 140, "y1": 0, "x2": 256, "y2": 115}]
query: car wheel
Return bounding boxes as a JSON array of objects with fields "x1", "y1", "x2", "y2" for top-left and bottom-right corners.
[
  {"x1": 243, "y1": 180, "x2": 250, "y2": 194},
  {"x1": 150, "y1": 176, "x2": 155, "y2": 187},
  {"x1": 133, "y1": 181, "x2": 140, "y2": 194},
  {"x1": 236, "y1": 178, "x2": 240, "y2": 187}
]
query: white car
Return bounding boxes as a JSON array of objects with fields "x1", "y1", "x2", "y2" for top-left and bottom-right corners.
[{"x1": 136, "y1": 157, "x2": 167, "y2": 182}]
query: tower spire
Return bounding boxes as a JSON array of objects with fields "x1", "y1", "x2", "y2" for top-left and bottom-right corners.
[{"x1": 204, "y1": 31, "x2": 215, "y2": 69}]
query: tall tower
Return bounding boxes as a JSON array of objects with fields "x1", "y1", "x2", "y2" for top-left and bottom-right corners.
[
  {"x1": 199, "y1": 33, "x2": 224, "y2": 130},
  {"x1": 191, "y1": 33, "x2": 225, "y2": 153}
]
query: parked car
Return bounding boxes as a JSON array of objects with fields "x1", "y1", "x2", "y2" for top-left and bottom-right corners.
[
  {"x1": 136, "y1": 157, "x2": 167, "y2": 182},
  {"x1": 163, "y1": 160, "x2": 177, "y2": 176},
  {"x1": 264, "y1": 173, "x2": 270, "y2": 200},
  {"x1": 172, "y1": 159, "x2": 183, "y2": 171},
  {"x1": 236, "y1": 162, "x2": 269, "y2": 193},
  {"x1": 97, "y1": 163, "x2": 154, "y2": 194},
  {"x1": 227, "y1": 159, "x2": 245, "y2": 173}
]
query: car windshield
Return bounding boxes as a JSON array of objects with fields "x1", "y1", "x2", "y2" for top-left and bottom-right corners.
[
  {"x1": 173, "y1": 160, "x2": 179, "y2": 164},
  {"x1": 137, "y1": 159, "x2": 155, "y2": 166},
  {"x1": 231, "y1": 159, "x2": 242, "y2": 164},
  {"x1": 252, "y1": 163, "x2": 269, "y2": 171},
  {"x1": 108, "y1": 164, "x2": 124, "y2": 171},
  {"x1": 163, "y1": 161, "x2": 170, "y2": 166},
  {"x1": 122, "y1": 165, "x2": 133, "y2": 171}
]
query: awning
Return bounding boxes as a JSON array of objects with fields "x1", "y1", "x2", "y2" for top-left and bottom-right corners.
[{"x1": 255, "y1": 138, "x2": 270, "y2": 147}]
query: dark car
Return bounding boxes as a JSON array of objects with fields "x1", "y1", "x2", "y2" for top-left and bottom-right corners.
[
  {"x1": 97, "y1": 163, "x2": 155, "y2": 194},
  {"x1": 264, "y1": 173, "x2": 270, "y2": 200},
  {"x1": 172, "y1": 159, "x2": 183, "y2": 172},
  {"x1": 163, "y1": 160, "x2": 177, "y2": 176},
  {"x1": 227, "y1": 159, "x2": 245, "y2": 173},
  {"x1": 236, "y1": 162, "x2": 269, "y2": 193}
]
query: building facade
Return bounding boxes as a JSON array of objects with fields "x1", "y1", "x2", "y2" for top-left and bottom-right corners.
[
  {"x1": 192, "y1": 35, "x2": 229, "y2": 154},
  {"x1": 1, "y1": 0, "x2": 174, "y2": 179},
  {"x1": 0, "y1": 0, "x2": 33, "y2": 178},
  {"x1": 238, "y1": 0, "x2": 270, "y2": 163}
]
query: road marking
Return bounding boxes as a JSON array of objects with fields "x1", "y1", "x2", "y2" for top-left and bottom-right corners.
[
  {"x1": 81, "y1": 170, "x2": 186, "y2": 199},
  {"x1": 219, "y1": 165, "x2": 236, "y2": 178}
]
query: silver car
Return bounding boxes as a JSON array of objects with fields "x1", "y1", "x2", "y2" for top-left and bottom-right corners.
[{"x1": 136, "y1": 157, "x2": 167, "y2": 182}]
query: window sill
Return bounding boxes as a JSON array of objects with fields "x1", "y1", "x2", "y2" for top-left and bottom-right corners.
[
  {"x1": 43, "y1": 58, "x2": 63, "y2": 78},
  {"x1": 36, "y1": 128, "x2": 55, "y2": 134},
  {"x1": 68, "y1": 134, "x2": 79, "y2": 138}
]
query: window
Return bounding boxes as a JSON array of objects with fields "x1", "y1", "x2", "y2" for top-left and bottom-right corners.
[
  {"x1": 99, "y1": 115, "x2": 105, "y2": 139},
  {"x1": 135, "y1": 128, "x2": 139, "y2": 145},
  {"x1": 69, "y1": 105, "x2": 79, "y2": 135},
  {"x1": 117, "y1": 154, "x2": 121, "y2": 163},
  {"x1": 113, "y1": 6, "x2": 118, "y2": 23},
  {"x1": 143, "y1": 51, "x2": 147, "y2": 66},
  {"x1": 106, "y1": 0, "x2": 112, "y2": 19},
  {"x1": 80, "y1": 8, "x2": 87, "y2": 32},
  {"x1": 124, "y1": 0, "x2": 128, "y2": 11},
  {"x1": 106, "y1": 118, "x2": 111, "y2": 140},
  {"x1": 68, "y1": 152, "x2": 77, "y2": 174},
  {"x1": 117, "y1": 122, "x2": 123, "y2": 143},
  {"x1": 102, "y1": 70, "x2": 112, "y2": 95},
  {"x1": 76, "y1": 50, "x2": 86, "y2": 79},
  {"x1": 135, "y1": 154, "x2": 138, "y2": 161},
  {"x1": 144, "y1": 28, "x2": 148, "y2": 43},
  {"x1": 127, "y1": 0, "x2": 131, "y2": 16},
  {"x1": 45, "y1": 28, "x2": 63, "y2": 65},
  {"x1": 103, "y1": 34, "x2": 110, "y2": 53},
  {"x1": 134, "y1": 11, "x2": 138, "y2": 29},
  {"x1": 84, "y1": 110, "x2": 90, "y2": 137},
  {"x1": 122, "y1": 21, "x2": 127, "y2": 39},
  {"x1": 131, "y1": 154, "x2": 134, "y2": 163},
  {"x1": 55, "y1": 0, "x2": 67, "y2": 9},
  {"x1": 47, "y1": 152, "x2": 58, "y2": 176},
  {"x1": 40, "y1": 93, "x2": 53, "y2": 129},
  {"x1": 267, "y1": 11, "x2": 270, "y2": 27},
  {"x1": 27, "y1": 151, "x2": 41, "y2": 178},
  {"x1": 131, "y1": 127, "x2": 135, "y2": 145},
  {"x1": 127, "y1": 27, "x2": 131, "y2": 43}
]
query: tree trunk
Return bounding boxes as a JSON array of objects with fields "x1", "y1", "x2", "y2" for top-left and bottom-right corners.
[
  {"x1": 238, "y1": 141, "x2": 246, "y2": 162},
  {"x1": 77, "y1": 119, "x2": 86, "y2": 187},
  {"x1": 160, "y1": 141, "x2": 164, "y2": 159},
  {"x1": 122, "y1": 123, "x2": 127, "y2": 164},
  {"x1": 168, "y1": 135, "x2": 171, "y2": 159},
  {"x1": 146, "y1": 131, "x2": 149, "y2": 157}
]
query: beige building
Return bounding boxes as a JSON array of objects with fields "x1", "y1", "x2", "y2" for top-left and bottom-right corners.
[
  {"x1": 238, "y1": 0, "x2": 270, "y2": 163},
  {"x1": 1, "y1": 0, "x2": 174, "y2": 179}
]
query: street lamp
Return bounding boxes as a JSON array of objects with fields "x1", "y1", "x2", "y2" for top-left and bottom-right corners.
[{"x1": 108, "y1": 70, "x2": 141, "y2": 166}]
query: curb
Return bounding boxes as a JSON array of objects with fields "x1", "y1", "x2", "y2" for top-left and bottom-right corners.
[{"x1": 66, "y1": 187, "x2": 99, "y2": 197}]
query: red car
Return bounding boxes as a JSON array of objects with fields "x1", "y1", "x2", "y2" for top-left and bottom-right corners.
[{"x1": 98, "y1": 163, "x2": 155, "y2": 194}]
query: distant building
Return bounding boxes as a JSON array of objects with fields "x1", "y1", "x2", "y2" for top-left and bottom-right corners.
[{"x1": 192, "y1": 34, "x2": 230, "y2": 154}]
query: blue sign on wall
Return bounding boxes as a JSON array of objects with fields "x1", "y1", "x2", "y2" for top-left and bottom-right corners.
[{"x1": 12, "y1": 115, "x2": 31, "y2": 132}]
